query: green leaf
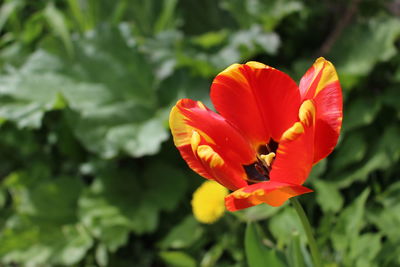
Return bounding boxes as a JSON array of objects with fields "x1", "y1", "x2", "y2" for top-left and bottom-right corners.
[
  {"x1": 331, "y1": 122, "x2": 398, "y2": 189},
  {"x1": 78, "y1": 172, "x2": 139, "y2": 251},
  {"x1": 221, "y1": 0, "x2": 303, "y2": 30},
  {"x1": 0, "y1": 188, "x2": 5, "y2": 209},
  {"x1": 381, "y1": 86, "x2": 400, "y2": 119},
  {"x1": 178, "y1": 25, "x2": 280, "y2": 77},
  {"x1": 269, "y1": 207, "x2": 305, "y2": 247},
  {"x1": 287, "y1": 232, "x2": 306, "y2": 267},
  {"x1": 95, "y1": 243, "x2": 109, "y2": 267},
  {"x1": 235, "y1": 203, "x2": 282, "y2": 222},
  {"x1": 79, "y1": 161, "x2": 187, "y2": 253},
  {"x1": 308, "y1": 158, "x2": 327, "y2": 179},
  {"x1": 159, "y1": 216, "x2": 203, "y2": 250},
  {"x1": 330, "y1": 16, "x2": 400, "y2": 89},
  {"x1": 377, "y1": 125, "x2": 400, "y2": 163},
  {"x1": 374, "y1": 239, "x2": 400, "y2": 267},
  {"x1": 314, "y1": 180, "x2": 344, "y2": 213},
  {"x1": 0, "y1": 217, "x2": 93, "y2": 266},
  {"x1": 0, "y1": 50, "x2": 67, "y2": 128},
  {"x1": 44, "y1": 2, "x2": 73, "y2": 56},
  {"x1": 3, "y1": 170, "x2": 83, "y2": 224},
  {"x1": 245, "y1": 222, "x2": 286, "y2": 267},
  {"x1": 0, "y1": 169, "x2": 92, "y2": 266},
  {"x1": 200, "y1": 241, "x2": 225, "y2": 267},
  {"x1": 330, "y1": 132, "x2": 367, "y2": 172},
  {"x1": 0, "y1": 0, "x2": 23, "y2": 33},
  {"x1": 349, "y1": 233, "x2": 381, "y2": 267},
  {"x1": 369, "y1": 182, "x2": 400, "y2": 242},
  {"x1": 192, "y1": 30, "x2": 229, "y2": 49},
  {"x1": 343, "y1": 97, "x2": 381, "y2": 132},
  {"x1": 66, "y1": 0, "x2": 87, "y2": 31},
  {"x1": 159, "y1": 251, "x2": 196, "y2": 267},
  {"x1": 334, "y1": 152, "x2": 391, "y2": 189},
  {"x1": 142, "y1": 162, "x2": 188, "y2": 212},
  {"x1": 0, "y1": 23, "x2": 169, "y2": 158},
  {"x1": 105, "y1": 111, "x2": 169, "y2": 158},
  {"x1": 154, "y1": 0, "x2": 179, "y2": 33},
  {"x1": 331, "y1": 189, "x2": 370, "y2": 253}
]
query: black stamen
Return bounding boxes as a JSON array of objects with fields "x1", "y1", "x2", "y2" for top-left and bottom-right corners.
[
  {"x1": 243, "y1": 163, "x2": 269, "y2": 183},
  {"x1": 243, "y1": 139, "x2": 279, "y2": 184}
]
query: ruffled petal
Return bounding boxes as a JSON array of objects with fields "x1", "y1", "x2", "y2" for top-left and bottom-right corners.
[
  {"x1": 169, "y1": 99, "x2": 254, "y2": 190},
  {"x1": 270, "y1": 100, "x2": 316, "y2": 185},
  {"x1": 299, "y1": 57, "x2": 343, "y2": 163},
  {"x1": 195, "y1": 144, "x2": 250, "y2": 190},
  {"x1": 225, "y1": 181, "x2": 312, "y2": 211},
  {"x1": 211, "y1": 62, "x2": 301, "y2": 147}
]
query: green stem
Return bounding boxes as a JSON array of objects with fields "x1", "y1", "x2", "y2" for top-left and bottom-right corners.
[{"x1": 290, "y1": 198, "x2": 323, "y2": 267}]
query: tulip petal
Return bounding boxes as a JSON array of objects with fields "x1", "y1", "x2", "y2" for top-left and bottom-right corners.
[
  {"x1": 169, "y1": 99, "x2": 254, "y2": 190},
  {"x1": 270, "y1": 100, "x2": 316, "y2": 185},
  {"x1": 299, "y1": 57, "x2": 343, "y2": 163},
  {"x1": 225, "y1": 181, "x2": 312, "y2": 211},
  {"x1": 211, "y1": 62, "x2": 301, "y2": 147},
  {"x1": 195, "y1": 144, "x2": 248, "y2": 190}
]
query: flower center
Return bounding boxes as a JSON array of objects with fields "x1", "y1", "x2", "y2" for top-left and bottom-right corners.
[{"x1": 243, "y1": 139, "x2": 278, "y2": 184}]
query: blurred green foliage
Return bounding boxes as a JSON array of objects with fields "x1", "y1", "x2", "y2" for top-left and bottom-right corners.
[{"x1": 0, "y1": 0, "x2": 399, "y2": 266}]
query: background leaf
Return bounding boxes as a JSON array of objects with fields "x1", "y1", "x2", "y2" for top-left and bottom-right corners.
[{"x1": 245, "y1": 222, "x2": 286, "y2": 267}]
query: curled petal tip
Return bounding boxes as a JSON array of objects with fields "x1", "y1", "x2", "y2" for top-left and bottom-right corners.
[{"x1": 225, "y1": 182, "x2": 313, "y2": 212}]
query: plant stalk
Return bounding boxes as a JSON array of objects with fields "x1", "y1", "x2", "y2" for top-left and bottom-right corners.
[{"x1": 290, "y1": 198, "x2": 323, "y2": 267}]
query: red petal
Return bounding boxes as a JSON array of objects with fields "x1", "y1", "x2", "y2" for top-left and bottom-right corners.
[
  {"x1": 211, "y1": 62, "x2": 301, "y2": 147},
  {"x1": 270, "y1": 101, "x2": 316, "y2": 185},
  {"x1": 195, "y1": 144, "x2": 249, "y2": 190},
  {"x1": 225, "y1": 181, "x2": 312, "y2": 211},
  {"x1": 177, "y1": 144, "x2": 215, "y2": 180},
  {"x1": 299, "y1": 58, "x2": 343, "y2": 163},
  {"x1": 169, "y1": 99, "x2": 253, "y2": 190}
]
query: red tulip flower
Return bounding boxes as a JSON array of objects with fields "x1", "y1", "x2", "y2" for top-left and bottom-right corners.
[{"x1": 169, "y1": 58, "x2": 342, "y2": 211}]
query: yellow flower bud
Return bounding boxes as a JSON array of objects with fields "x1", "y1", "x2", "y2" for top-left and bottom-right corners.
[{"x1": 191, "y1": 181, "x2": 229, "y2": 224}]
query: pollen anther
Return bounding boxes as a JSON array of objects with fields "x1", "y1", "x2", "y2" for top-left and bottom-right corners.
[{"x1": 260, "y1": 152, "x2": 276, "y2": 167}]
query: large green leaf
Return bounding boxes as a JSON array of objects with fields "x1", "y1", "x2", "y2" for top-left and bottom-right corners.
[
  {"x1": 0, "y1": 0, "x2": 23, "y2": 34},
  {"x1": 349, "y1": 233, "x2": 382, "y2": 267},
  {"x1": 269, "y1": 206, "x2": 306, "y2": 247},
  {"x1": 329, "y1": 132, "x2": 367, "y2": 172},
  {"x1": 342, "y1": 96, "x2": 381, "y2": 132},
  {"x1": 313, "y1": 179, "x2": 344, "y2": 213},
  {"x1": 44, "y1": 2, "x2": 73, "y2": 55},
  {"x1": 79, "y1": 161, "x2": 187, "y2": 251},
  {"x1": 221, "y1": 0, "x2": 304, "y2": 30},
  {"x1": 245, "y1": 222, "x2": 286, "y2": 267},
  {"x1": 0, "y1": 169, "x2": 92, "y2": 265},
  {"x1": 235, "y1": 203, "x2": 282, "y2": 222},
  {"x1": 159, "y1": 251, "x2": 196, "y2": 267},
  {"x1": 0, "y1": 24, "x2": 170, "y2": 158},
  {"x1": 330, "y1": 125, "x2": 399, "y2": 188},
  {"x1": 178, "y1": 25, "x2": 280, "y2": 77},
  {"x1": 331, "y1": 189, "x2": 370, "y2": 254},
  {"x1": 286, "y1": 232, "x2": 309, "y2": 267},
  {"x1": 330, "y1": 16, "x2": 400, "y2": 89},
  {"x1": 0, "y1": 217, "x2": 93, "y2": 266},
  {"x1": 369, "y1": 181, "x2": 400, "y2": 242},
  {"x1": 79, "y1": 170, "x2": 145, "y2": 251},
  {"x1": 159, "y1": 216, "x2": 203, "y2": 250}
]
